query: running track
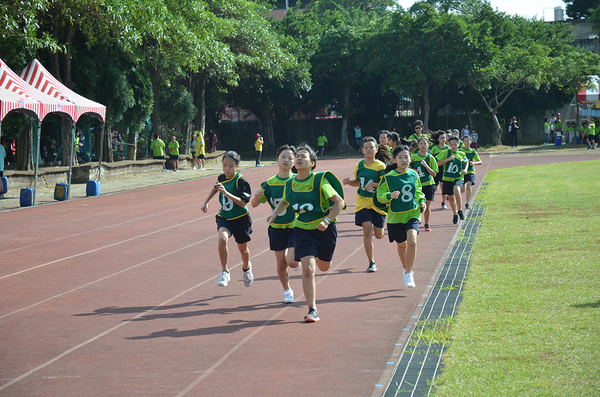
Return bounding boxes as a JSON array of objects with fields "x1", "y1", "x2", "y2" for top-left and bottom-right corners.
[{"x1": 0, "y1": 153, "x2": 596, "y2": 396}]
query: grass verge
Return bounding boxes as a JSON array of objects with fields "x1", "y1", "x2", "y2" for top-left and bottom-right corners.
[{"x1": 431, "y1": 160, "x2": 600, "y2": 396}]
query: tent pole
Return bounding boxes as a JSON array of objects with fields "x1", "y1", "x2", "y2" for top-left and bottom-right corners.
[
  {"x1": 33, "y1": 120, "x2": 42, "y2": 205},
  {"x1": 67, "y1": 121, "x2": 75, "y2": 199},
  {"x1": 98, "y1": 123, "x2": 105, "y2": 181}
]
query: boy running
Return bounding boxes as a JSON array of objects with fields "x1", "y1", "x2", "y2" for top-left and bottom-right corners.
[{"x1": 343, "y1": 136, "x2": 387, "y2": 272}]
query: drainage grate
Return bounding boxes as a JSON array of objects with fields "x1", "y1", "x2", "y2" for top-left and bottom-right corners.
[{"x1": 383, "y1": 183, "x2": 488, "y2": 397}]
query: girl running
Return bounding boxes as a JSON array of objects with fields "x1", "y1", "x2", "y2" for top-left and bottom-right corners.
[
  {"x1": 201, "y1": 151, "x2": 254, "y2": 287},
  {"x1": 410, "y1": 136, "x2": 438, "y2": 231},
  {"x1": 376, "y1": 146, "x2": 426, "y2": 288},
  {"x1": 460, "y1": 135, "x2": 482, "y2": 209},
  {"x1": 343, "y1": 136, "x2": 387, "y2": 272},
  {"x1": 429, "y1": 131, "x2": 449, "y2": 210},
  {"x1": 251, "y1": 145, "x2": 299, "y2": 303},
  {"x1": 267, "y1": 145, "x2": 346, "y2": 323},
  {"x1": 436, "y1": 136, "x2": 469, "y2": 224}
]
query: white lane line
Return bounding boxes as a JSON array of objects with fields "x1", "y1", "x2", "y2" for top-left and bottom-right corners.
[
  {"x1": 0, "y1": 233, "x2": 216, "y2": 320},
  {"x1": 175, "y1": 243, "x2": 364, "y2": 397},
  {"x1": 0, "y1": 201, "x2": 205, "y2": 256},
  {"x1": 0, "y1": 214, "x2": 213, "y2": 281},
  {"x1": 0, "y1": 247, "x2": 271, "y2": 392}
]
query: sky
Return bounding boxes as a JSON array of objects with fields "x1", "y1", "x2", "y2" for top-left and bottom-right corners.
[{"x1": 396, "y1": 0, "x2": 568, "y2": 21}]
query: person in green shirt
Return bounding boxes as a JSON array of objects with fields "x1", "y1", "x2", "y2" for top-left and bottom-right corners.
[
  {"x1": 268, "y1": 145, "x2": 346, "y2": 323},
  {"x1": 316, "y1": 132, "x2": 328, "y2": 157},
  {"x1": 376, "y1": 145, "x2": 426, "y2": 289},
  {"x1": 429, "y1": 131, "x2": 450, "y2": 210},
  {"x1": 436, "y1": 136, "x2": 469, "y2": 224},
  {"x1": 460, "y1": 135, "x2": 482, "y2": 210},
  {"x1": 410, "y1": 136, "x2": 438, "y2": 231},
  {"x1": 251, "y1": 145, "x2": 299, "y2": 304},
  {"x1": 150, "y1": 134, "x2": 167, "y2": 172},
  {"x1": 201, "y1": 151, "x2": 254, "y2": 288},
  {"x1": 343, "y1": 136, "x2": 387, "y2": 273},
  {"x1": 168, "y1": 135, "x2": 180, "y2": 171}
]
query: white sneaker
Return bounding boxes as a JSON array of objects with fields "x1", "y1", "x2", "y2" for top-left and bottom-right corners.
[
  {"x1": 193, "y1": 166, "x2": 197, "y2": 170},
  {"x1": 291, "y1": 263, "x2": 301, "y2": 272},
  {"x1": 282, "y1": 288, "x2": 294, "y2": 303},
  {"x1": 404, "y1": 271, "x2": 416, "y2": 288},
  {"x1": 243, "y1": 262, "x2": 254, "y2": 287},
  {"x1": 217, "y1": 271, "x2": 230, "y2": 287}
]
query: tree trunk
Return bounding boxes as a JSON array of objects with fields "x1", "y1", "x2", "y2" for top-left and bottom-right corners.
[
  {"x1": 97, "y1": 123, "x2": 113, "y2": 162},
  {"x1": 490, "y1": 110, "x2": 503, "y2": 146},
  {"x1": 127, "y1": 127, "x2": 137, "y2": 160},
  {"x1": 423, "y1": 86, "x2": 431, "y2": 132},
  {"x1": 16, "y1": 122, "x2": 33, "y2": 171},
  {"x1": 261, "y1": 105, "x2": 275, "y2": 155},
  {"x1": 63, "y1": 22, "x2": 75, "y2": 89},
  {"x1": 336, "y1": 81, "x2": 351, "y2": 150},
  {"x1": 149, "y1": 65, "x2": 162, "y2": 139},
  {"x1": 464, "y1": 88, "x2": 473, "y2": 130},
  {"x1": 60, "y1": 117, "x2": 73, "y2": 166}
]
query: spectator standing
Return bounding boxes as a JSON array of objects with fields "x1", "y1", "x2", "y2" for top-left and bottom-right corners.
[
  {"x1": 470, "y1": 129, "x2": 479, "y2": 149},
  {"x1": 208, "y1": 129, "x2": 218, "y2": 153},
  {"x1": 196, "y1": 132, "x2": 206, "y2": 169},
  {"x1": 461, "y1": 124, "x2": 470, "y2": 138},
  {"x1": 543, "y1": 118, "x2": 551, "y2": 145},
  {"x1": 510, "y1": 117, "x2": 520, "y2": 148},
  {"x1": 150, "y1": 134, "x2": 167, "y2": 172},
  {"x1": 168, "y1": 135, "x2": 180, "y2": 171},
  {"x1": 354, "y1": 125, "x2": 362, "y2": 151},
  {"x1": 254, "y1": 133, "x2": 264, "y2": 167},
  {"x1": 190, "y1": 132, "x2": 198, "y2": 169}
]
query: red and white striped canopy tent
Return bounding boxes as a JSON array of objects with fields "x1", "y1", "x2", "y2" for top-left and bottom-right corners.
[
  {"x1": 577, "y1": 75, "x2": 599, "y2": 104},
  {"x1": 0, "y1": 58, "x2": 67, "y2": 121},
  {"x1": 20, "y1": 59, "x2": 106, "y2": 122}
]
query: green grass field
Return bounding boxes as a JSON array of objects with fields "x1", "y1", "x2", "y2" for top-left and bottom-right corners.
[{"x1": 432, "y1": 160, "x2": 600, "y2": 396}]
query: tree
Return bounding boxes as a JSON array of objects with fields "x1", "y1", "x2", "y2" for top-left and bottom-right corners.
[
  {"x1": 304, "y1": 1, "x2": 393, "y2": 150},
  {"x1": 370, "y1": 3, "x2": 481, "y2": 131},
  {"x1": 564, "y1": 0, "x2": 598, "y2": 19},
  {"x1": 462, "y1": 5, "x2": 600, "y2": 145}
]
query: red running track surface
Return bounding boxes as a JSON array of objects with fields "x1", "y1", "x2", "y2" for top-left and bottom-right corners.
[{"x1": 0, "y1": 153, "x2": 595, "y2": 396}]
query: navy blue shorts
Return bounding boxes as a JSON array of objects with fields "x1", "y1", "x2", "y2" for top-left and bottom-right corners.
[
  {"x1": 294, "y1": 224, "x2": 337, "y2": 262},
  {"x1": 169, "y1": 154, "x2": 179, "y2": 160},
  {"x1": 197, "y1": 154, "x2": 205, "y2": 159},
  {"x1": 434, "y1": 172, "x2": 443, "y2": 186},
  {"x1": 442, "y1": 179, "x2": 464, "y2": 196},
  {"x1": 422, "y1": 185, "x2": 435, "y2": 201},
  {"x1": 355, "y1": 208, "x2": 386, "y2": 228},
  {"x1": 387, "y1": 218, "x2": 420, "y2": 244},
  {"x1": 464, "y1": 173, "x2": 475, "y2": 185},
  {"x1": 153, "y1": 155, "x2": 164, "y2": 160},
  {"x1": 268, "y1": 226, "x2": 295, "y2": 252},
  {"x1": 216, "y1": 214, "x2": 253, "y2": 244}
]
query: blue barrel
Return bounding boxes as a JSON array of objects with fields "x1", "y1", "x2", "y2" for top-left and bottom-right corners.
[
  {"x1": 54, "y1": 183, "x2": 69, "y2": 201},
  {"x1": 20, "y1": 188, "x2": 34, "y2": 207},
  {"x1": 86, "y1": 180, "x2": 101, "y2": 196},
  {"x1": 555, "y1": 137, "x2": 561, "y2": 146},
  {"x1": 1, "y1": 176, "x2": 7, "y2": 194}
]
